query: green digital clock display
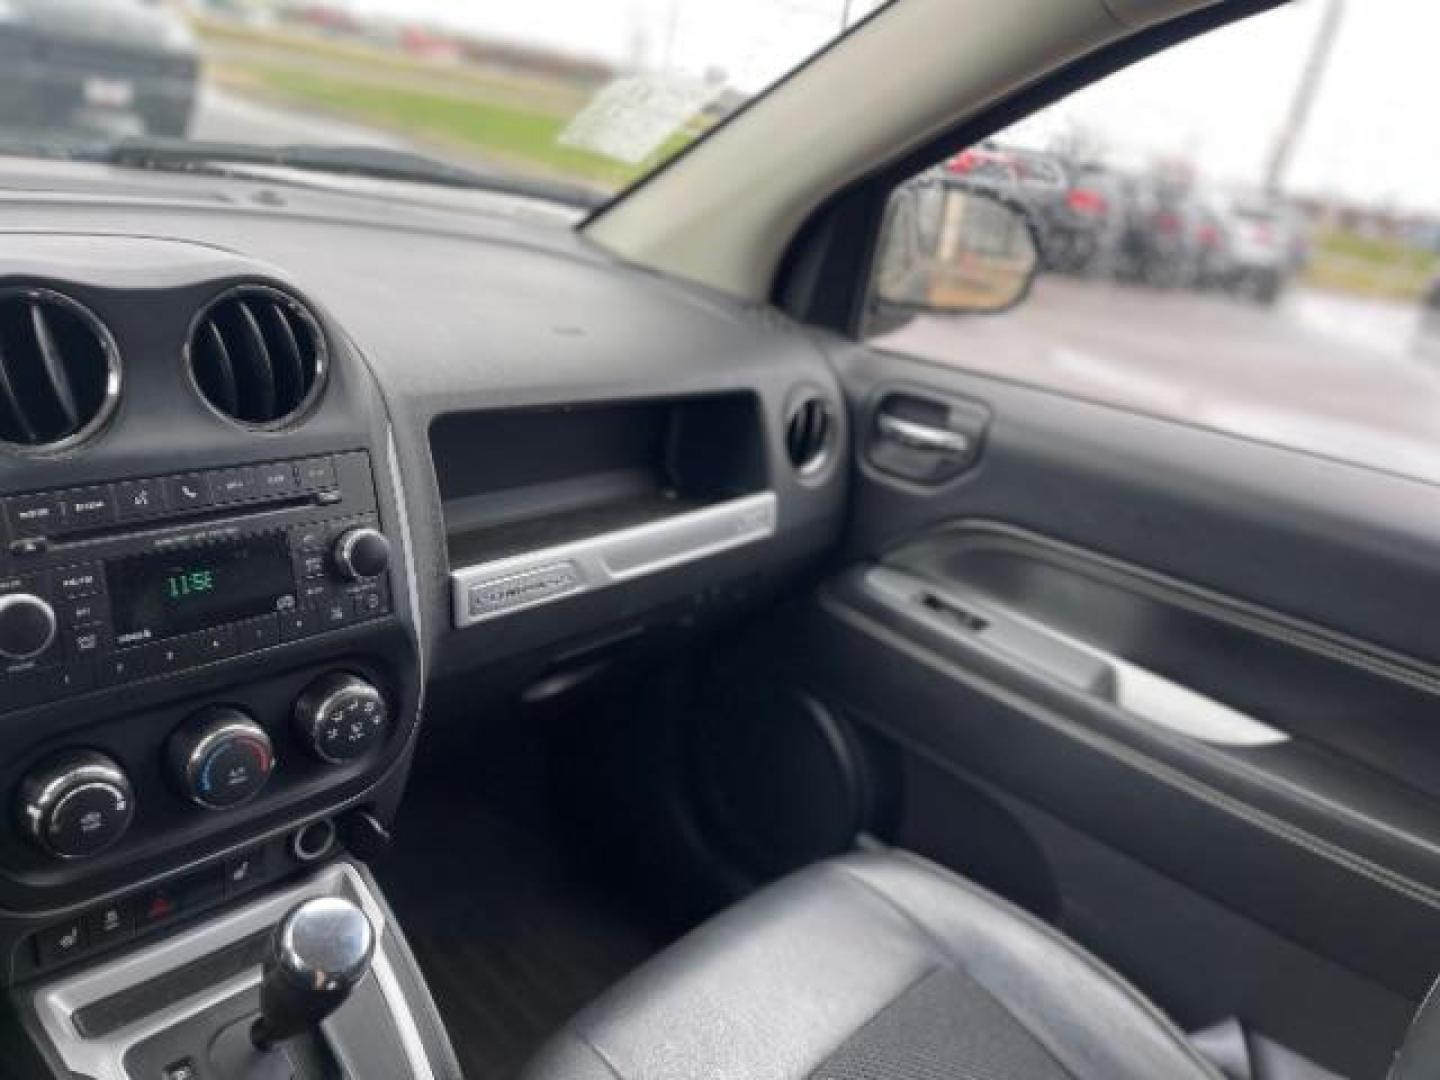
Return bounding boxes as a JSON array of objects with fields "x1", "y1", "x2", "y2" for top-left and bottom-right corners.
[
  {"x1": 108, "y1": 534, "x2": 297, "y2": 643},
  {"x1": 166, "y1": 569, "x2": 217, "y2": 600}
]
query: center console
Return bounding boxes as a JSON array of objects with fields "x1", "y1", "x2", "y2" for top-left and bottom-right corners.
[{"x1": 0, "y1": 244, "x2": 441, "y2": 1078}]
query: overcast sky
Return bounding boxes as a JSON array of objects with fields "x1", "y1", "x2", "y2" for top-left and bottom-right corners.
[{"x1": 338, "y1": 0, "x2": 1440, "y2": 214}]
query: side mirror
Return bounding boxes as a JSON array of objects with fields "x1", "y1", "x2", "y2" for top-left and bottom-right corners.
[{"x1": 871, "y1": 179, "x2": 1040, "y2": 318}]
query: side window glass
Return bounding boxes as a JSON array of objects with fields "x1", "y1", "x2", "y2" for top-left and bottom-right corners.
[{"x1": 866, "y1": 1, "x2": 1440, "y2": 484}]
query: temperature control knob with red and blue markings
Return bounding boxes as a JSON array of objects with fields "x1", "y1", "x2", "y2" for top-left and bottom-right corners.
[{"x1": 168, "y1": 707, "x2": 275, "y2": 810}]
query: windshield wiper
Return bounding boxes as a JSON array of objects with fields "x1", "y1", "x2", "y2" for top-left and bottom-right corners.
[{"x1": 74, "y1": 138, "x2": 605, "y2": 209}]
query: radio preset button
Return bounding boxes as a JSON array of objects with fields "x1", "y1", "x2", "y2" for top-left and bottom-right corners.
[
  {"x1": 2, "y1": 667, "x2": 51, "y2": 711},
  {"x1": 99, "y1": 651, "x2": 151, "y2": 686},
  {"x1": 236, "y1": 614, "x2": 281, "y2": 652},
  {"x1": 8, "y1": 494, "x2": 65, "y2": 538},
  {"x1": 115, "y1": 479, "x2": 167, "y2": 520},
  {"x1": 166, "y1": 475, "x2": 212, "y2": 511},
  {"x1": 150, "y1": 640, "x2": 189, "y2": 675},
  {"x1": 51, "y1": 663, "x2": 94, "y2": 698},
  {"x1": 58, "y1": 487, "x2": 115, "y2": 531},
  {"x1": 55, "y1": 565, "x2": 104, "y2": 601},
  {"x1": 279, "y1": 607, "x2": 321, "y2": 642},
  {"x1": 188, "y1": 626, "x2": 239, "y2": 665}
]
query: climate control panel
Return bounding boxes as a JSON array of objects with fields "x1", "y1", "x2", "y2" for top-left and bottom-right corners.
[{"x1": 11, "y1": 670, "x2": 391, "y2": 865}]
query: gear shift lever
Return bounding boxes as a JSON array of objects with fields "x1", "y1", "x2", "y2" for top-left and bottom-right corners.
[{"x1": 251, "y1": 896, "x2": 376, "y2": 1051}]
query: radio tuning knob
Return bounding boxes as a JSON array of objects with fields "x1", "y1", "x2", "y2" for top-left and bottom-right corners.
[
  {"x1": 0, "y1": 593, "x2": 57, "y2": 661},
  {"x1": 331, "y1": 528, "x2": 389, "y2": 582}
]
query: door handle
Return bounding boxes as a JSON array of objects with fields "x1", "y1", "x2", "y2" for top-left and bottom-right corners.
[
  {"x1": 868, "y1": 390, "x2": 990, "y2": 483},
  {"x1": 876, "y1": 413, "x2": 973, "y2": 455}
]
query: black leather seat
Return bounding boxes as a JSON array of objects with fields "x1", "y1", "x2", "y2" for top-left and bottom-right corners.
[{"x1": 523, "y1": 850, "x2": 1224, "y2": 1080}]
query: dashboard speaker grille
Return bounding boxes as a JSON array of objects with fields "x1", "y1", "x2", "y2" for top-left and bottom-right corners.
[
  {"x1": 187, "y1": 286, "x2": 326, "y2": 428},
  {"x1": 0, "y1": 289, "x2": 120, "y2": 453},
  {"x1": 785, "y1": 395, "x2": 833, "y2": 474}
]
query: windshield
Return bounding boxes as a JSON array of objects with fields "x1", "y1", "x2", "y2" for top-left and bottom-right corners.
[{"x1": 0, "y1": 0, "x2": 888, "y2": 200}]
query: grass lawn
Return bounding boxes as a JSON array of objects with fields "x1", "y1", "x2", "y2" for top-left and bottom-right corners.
[
  {"x1": 218, "y1": 62, "x2": 643, "y2": 188},
  {"x1": 1303, "y1": 229, "x2": 1440, "y2": 301}
]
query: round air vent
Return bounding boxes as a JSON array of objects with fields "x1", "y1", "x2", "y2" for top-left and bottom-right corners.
[
  {"x1": 785, "y1": 394, "x2": 834, "y2": 475},
  {"x1": 186, "y1": 286, "x2": 327, "y2": 429},
  {"x1": 0, "y1": 288, "x2": 120, "y2": 454}
]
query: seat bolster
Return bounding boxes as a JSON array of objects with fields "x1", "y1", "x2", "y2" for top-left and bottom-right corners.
[
  {"x1": 528, "y1": 859, "x2": 942, "y2": 1080},
  {"x1": 836, "y1": 849, "x2": 1222, "y2": 1079},
  {"x1": 524, "y1": 850, "x2": 1222, "y2": 1080},
  {"x1": 522, "y1": 1028, "x2": 622, "y2": 1080}
]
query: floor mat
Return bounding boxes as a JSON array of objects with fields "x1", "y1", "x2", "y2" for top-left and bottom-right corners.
[{"x1": 375, "y1": 748, "x2": 671, "y2": 1079}]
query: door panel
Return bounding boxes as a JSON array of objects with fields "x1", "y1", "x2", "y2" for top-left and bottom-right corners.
[{"x1": 786, "y1": 340, "x2": 1440, "y2": 1071}]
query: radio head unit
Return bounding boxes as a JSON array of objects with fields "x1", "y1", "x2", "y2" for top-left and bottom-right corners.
[{"x1": 0, "y1": 452, "x2": 393, "y2": 714}]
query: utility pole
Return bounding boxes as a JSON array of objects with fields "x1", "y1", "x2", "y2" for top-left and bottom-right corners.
[{"x1": 1265, "y1": 0, "x2": 1344, "y2": 194}]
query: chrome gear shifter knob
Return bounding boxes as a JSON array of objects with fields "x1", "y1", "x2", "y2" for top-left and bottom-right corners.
[{"x1": 251, "y1": 896, "x2": 376, "y2": 1050}]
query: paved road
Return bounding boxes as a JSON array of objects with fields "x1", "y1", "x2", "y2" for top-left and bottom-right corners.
[
  {"x1": 876, "y1": 276, "x2": 1440, "y2": 484},
  {"x1": 192, "y1": 86, "x2": 412, "y2": 151},
  {"x1": 191, "y1": 87, "x2": 1440, "y2": 485}
]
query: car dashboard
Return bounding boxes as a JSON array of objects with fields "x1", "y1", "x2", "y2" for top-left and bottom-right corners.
[{"x1": 0, "y1": 162, "x2": 847, "y2": 994}]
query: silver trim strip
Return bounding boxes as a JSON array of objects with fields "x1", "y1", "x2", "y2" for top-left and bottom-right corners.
[
  {"x1": 875, "y1": 413, "x2": 971, "y2": 456},
  {"x1": 385, "y1": 426, "x2": 426, "y2": 698},
  {"x1": 864, "y1": 567, "x2": 1288, "y2": 749},
  {"x1": 181, "y1": 283, "x2": 330, "y2": 434},
  {"x1": 0, "y1": 286, "x2": 123, "y2": 457},
  {"x1": 32, "y1": 863, "x2": 436, "y2": 1080},
  {"x1": 451, "y1": 491, "x2": 778, "y2": 627}
]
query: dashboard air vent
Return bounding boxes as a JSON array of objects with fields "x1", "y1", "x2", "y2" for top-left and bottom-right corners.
[
  {"x1": 785, "y1": 395, "x2": 833, "y2": 475},
  {"x1": 187, "y1": 286, "x2": 326, "y2": 428},
  {"x1": 0, "y1": 289, "x2": 120, "y2": 453}
]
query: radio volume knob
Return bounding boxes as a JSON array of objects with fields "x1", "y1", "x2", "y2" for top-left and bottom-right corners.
[
  {"x1": 0, "y1": 593, "x2": 57, "y2": 661},
  {"x1": 18, "y1": 751, "x2": 134, "y2": 859},
  {"x1": 331, "y1": 528, "x2": 389, "y2": 582}
]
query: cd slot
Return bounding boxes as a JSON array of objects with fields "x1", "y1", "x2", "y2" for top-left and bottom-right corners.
[{"x1": 36, "y1": 494, "x2": 324, "y2": 548}]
